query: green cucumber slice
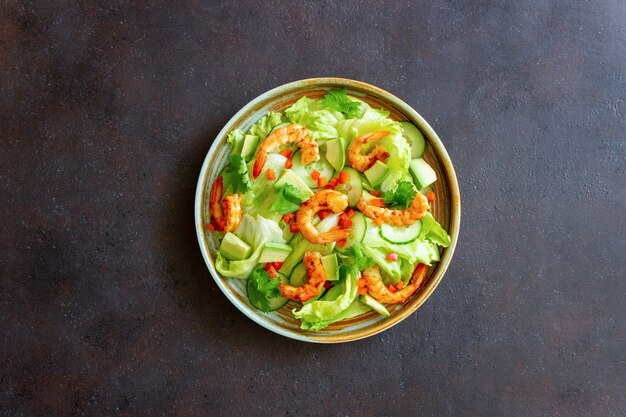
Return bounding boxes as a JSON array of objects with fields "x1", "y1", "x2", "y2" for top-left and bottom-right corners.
[
  {"x1": 247, "y1": 273, "x2": 288, "y2": 312},
  {"x1": 335, "y1": 167, "x2": 362, "y2": 206},
  {"x1": 379, "y1": 221, "x2": 422, "y2": 244},
  {"x1": 321, "y1": 254, "x2": 338, "y2": 281},
  {"x1": 336, "y1": 212, "x2": 367, "y2": 253},
  {"x1": 291, "y1": 150, "x2": 334, "y2": 188},
  {"x1": 289, "y1": 262, "x2": 307, "y2": 287},
  {"x1": 400, "y1": 122, "x2": 426, "y2": 158},
  {"x1": 240, "y1": 134, "x2": 260, "y2": 161},
  {"x1": 409, "y1": 158, "x2": 437, "y2": 189},
  {"x1": 258, "y1": 242, "x2": 292, "y2": 263}
]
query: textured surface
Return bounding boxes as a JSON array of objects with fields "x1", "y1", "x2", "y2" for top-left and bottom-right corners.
[{"x1": 1, "y1": 1, "x2": 625, "y2": 416}]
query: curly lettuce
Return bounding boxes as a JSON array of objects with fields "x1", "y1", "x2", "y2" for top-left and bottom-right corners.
[
  {"x1": 248, "y1": 111, "x2": 285, "y2": 140},
  {"x1": 285, "y1": 96, "x2": 345, "y2": 141}
]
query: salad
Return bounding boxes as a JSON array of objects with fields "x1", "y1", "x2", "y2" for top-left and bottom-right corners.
[{"x1": 207, "y1": 89, "x2": 451, "y2": 331}]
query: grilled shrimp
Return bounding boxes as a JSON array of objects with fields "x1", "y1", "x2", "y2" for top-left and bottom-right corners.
[
  {"x1": 279, "y1": 251, "x2": 327, "y2": 302},
  {"x1": 363, "y1": 263, "x2": 428, "y2": 304},
  {"x1": 296, "y1": 189, "x2": 351, "y2": 244},
  {"x1": 347, "y1": 130, "x2": 390, "y2": 172},
  {"x1": 252, "y1": 123, "x2": 319, "y2": 178},
  {"x1": 209, "y1": 176, "x2": 243, "y2": 232},
  {"x1": 357, "y1": 191, "x2": 429, "y2": 226}
]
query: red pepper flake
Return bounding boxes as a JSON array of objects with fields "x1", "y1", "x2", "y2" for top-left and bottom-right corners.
[
  {"x1": 279, "y1": 149, "x2": 293, "y2": 159},
  {"x1": 338, "y1": 171, "x2": 350, "y2": 184},
  {"x1": 317, "y1": 176, "x2": 328, "y2": 187},
  {"x1": 310, "y1": 170, "x2": 321, "y2": 180},
  {"x1": 285, "y1": 158, "x2": 293, "y2": 169},
  {"x1": 289, "y1": 222, "x2": 300, "y2": 233},
  {"x1": 267, "y1": 168, "x2": 275, "y2": 180},
  {"x1": 387, "y1": 252, "x2": 398, "y2": 262},
  {"x1": 370, "y1": 189, "x2": 381, "y2": 197},
  {"x1": 425, "y1": 191, "x2": 436, "y2": 202}
]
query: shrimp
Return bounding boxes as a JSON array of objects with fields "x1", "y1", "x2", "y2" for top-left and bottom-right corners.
[
  {"x1": 347, "y1": 130, "x2": 390, "y2": 172},
  {"x1": 363, "y1": 263, "x2": 428, "y2": 304},
  {"x1": 357, "y1": 191, "x2": 429, "y2": 226},
  {"x1": 279, "y1": 251, "x2": 327, "y2": 302},
  {"x1": 296, "y1": 189, "x2": 351, "y2": 244},
  {"x1": 252, "y1": 123, "x2": 319, "y2": 178},
  {"x1": 209, "y1": 176, "x2": 243, "y2": 232}
]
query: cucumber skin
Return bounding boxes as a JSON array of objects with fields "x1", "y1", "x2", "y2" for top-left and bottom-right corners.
[{"x1": 400, "y1": 121, "x2": 426, "y2": 159}]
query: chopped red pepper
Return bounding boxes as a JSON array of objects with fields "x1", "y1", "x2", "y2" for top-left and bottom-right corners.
[
  {"x1": 327, "y1": 178, "x2": 339, "y2": 189},
  {"x1": 370, "y1": 189, "x2": 381, "y2": 197},
  {"x1": 289, "y1": 222, "x2": 300, "y2": 233},
  {"x1": 272, "y1": 262, "x2": 284, "y2": 271},
  {"x1": 338, "y1": 171, "x2": 350, "y2": 184},
  {"x1": 267, "y1": 168, "x2": 275, "y2": 180},
  {"x1": 388, "y1": 285, "x2": 398, "y2": 293},
  {"x1": 279, "y1": 149, "x2": 293, "y2": 159},
  {"x1": 317, "y1": 209, "x2": 332, "y2": 220},
  {"x1": 357, "y1": 287, "x2": 368, "y2": 295},
  {"x1": 387, "y1": 252, "x2": 398, "y2": 262},
  {"x1": 285, "y1": 158, "x2": 293, "y2": 169},
  {"x1": 425, "y1": 191, "x2": 436, "y2": 202},
  {"x1": 207, "y1": 223, "x2": 215, "y2": 231},
  {"x1": 317, "y1": 176, "x2": 328, "y2": 187},
  {"x1": 323, "y1": 281, "x2": 332, "y2": 289},
  {"x1": 338, "y1": 213, "x2": 352, "y2": 229},
  {"x1": 337, "y1": 239, "x2": 347, "y2": 248},
  {"x1": 310, "y1": 170, "x2": 321, "y2": 180},
  {"x1": 395, "y1": 280, "x2": 405, "y2": 289},
  {"x1": 370, "y1": 198, "x2": 385, "y2": 207}
]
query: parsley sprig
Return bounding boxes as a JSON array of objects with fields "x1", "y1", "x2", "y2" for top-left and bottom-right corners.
[
  {"x1": 322, "y1": 88, "x2": 364, "y2": 119},
  {"x1": 247, "y1": 269, "x2": 281, "y2": 312},
  {"x1": 382, "y1": 181, "x2": 417, "y2": 209}
]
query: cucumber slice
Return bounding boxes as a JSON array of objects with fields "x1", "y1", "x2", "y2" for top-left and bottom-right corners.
[
  {"x1": 409, "y1": 158, "x2": 437, "y2": 189},
  {"x1": 359, "y1": 294, "x2": 391, "y2": 316},
  {"x1": 269, "y1": 122, "x2": 290, "y2": 134},
  {"x1": 247, "y1": 273, "x2": 288, "y2": 312},
  {"x1": 400, "y1": 122, "x2": 426, "y2": 158},
  {"x1": 321, "y1": 254, "x2": 338, "y2": 281},
  {"x1": 379, "y1": 221, "x2": 422, "y2": 245},
  {"x1": 219, "y1": 232, "x2": 252, "y2": 261},
  {"x1": 240, "y1": 134, "x2": 260, "y2": 161},
  {"x1": 336, "y1": 212, "x2": 367, "y2": 253},
  {"x1": 258, "y1": 242, "x2": 292, "y2": 263},
  {"x1": 291, "y1": 150, "x2": 334, "y2": 188},
  {"x1": 289, "y1": 262, "x2": 307, "y2": 287},
  {"x1": 335, "y1": 167, "x2": 362, "y2": 207},
  {"x1": 325, "y1": 138, "x2": 346, "y2": 172},
  {"x1": 273, "y1": 169, "x2": 314, "y2": 198},
  {"x1": 364, "y1": 160, "x2": 390, "y2": 188},
  {"x1": 280, "y1": 220, "x2": 295, "y2": 243}
]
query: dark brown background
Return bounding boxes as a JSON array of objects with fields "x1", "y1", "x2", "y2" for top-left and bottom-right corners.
[{"x1": 1, "y1": 1, "x2": 625, "y2": 416}]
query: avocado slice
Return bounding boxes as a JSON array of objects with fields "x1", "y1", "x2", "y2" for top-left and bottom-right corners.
[
  {"x1": 219, "y1": 232, "x2": 252, "y2": 261},
  {"x1": 321, "y1": 254, "x2": 338, "y2": 281},
  {"x1": 359, "y1": 294, "x2": 390, "y2": 317},
  {"x1": 364, "y1": 160, "x2": 390, "y2": 188},
  {"x1": 258, "y1": 242, "x2": 293, "y2": 263},
  {"x1": 409, "y1": 158, "x2": 437, "y2": 189},
  {"x1": 325, "y1": 138, "x2": 346, "y2": 172},
  {"x1": 273, "y1": 170, "x2": 314, "y2": 198},
  {"x1": 240, "y1": 134, "x2": 259, "y2": 161}
]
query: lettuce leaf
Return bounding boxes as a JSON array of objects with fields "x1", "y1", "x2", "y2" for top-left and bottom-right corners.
[
  {"x1": 248, "y1": 111, "x2": 285, "y2": 140},
  {"x1": 293, "y1": 266, "x2": 359, "y2": 331},
  {"x1": 215, "y1": 214, "x2": 285, "y2": 278},
  {"x1": 242, "y1": 154, "x2": 287, "y2": 222},
  {"x1": 227, "y1": 129, "x2": 245, "y2": 155},
  {"x1": 284, "y1": 96, "x2": 344, "y2": 141},
  {"x1": 419, "y1": 212, "x2": 452, "y2": 247}
]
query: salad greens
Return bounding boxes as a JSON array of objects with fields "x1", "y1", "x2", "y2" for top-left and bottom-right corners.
[{"x1": 209, "y1": 89, "x2": 451, "y2": 331}]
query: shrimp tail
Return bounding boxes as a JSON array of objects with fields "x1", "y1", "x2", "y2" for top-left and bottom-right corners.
[
  {"x1": 252, "y1": 150, "x2": 266, "y2": 178},
  {"x1": 319, "y1": 228, "x2": 351, "y2": 243}
]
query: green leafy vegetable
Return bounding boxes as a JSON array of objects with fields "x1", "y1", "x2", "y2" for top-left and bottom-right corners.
[
  {"x1": 227, "y1": 129, "x2": 245, "y2": 155},
  {"x1": 285, "y1": 96, "x2": 344, "y2": 140},
  {"x1": 382, "y1": 181, "x2": 417, "y2": 209},
  {"x1": 246, "y1": 269, "x2": 281, "y2": 311},
  {"x1": 419, "y1": 212, "x2": 452, "y2": 247},
  {"x1": 222, "y1": 155, "x2": 251, "y2": 195},
  {"x1": 322, "y1": 88, "x2": 364, "y2": 119},
  {"x1": 242, "y1": 154, "x2": 286, "y2": 222},
  {"x1": 248, "y1": 111, "x2": 285, "y2": 140},
  {"x1": 270, "y1": 184, "x2": 309, "y2": 215},
  {"x1": 342, "y1": 242, "x2": 374, "y2": 271}
]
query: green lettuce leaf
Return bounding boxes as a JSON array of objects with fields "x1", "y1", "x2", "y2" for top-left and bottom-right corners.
[
  {"x1": 270, "y1": 184, "x2": 308, "y2": 215},
  {"x1": 284, "y1": 96, "x2": 344, "y2": 141},
  {"x1": 248, "y1": 111, "x2": 285, "y2": 140},
  {"x1": 215, "y1": 214, "x2": 285, "y2": 278},
  {"x1": 242, "y1": 154, "x2": 287, "y2": 222},
  {"x1": 419, "y1": 212, "x2": 452, "y2": 247},
  {"x1": 293, "y1": 266, "x2": 359, "y2": 331},
  {"x1": 227, "y1": 129, "x2": 245, "y2": 155}
]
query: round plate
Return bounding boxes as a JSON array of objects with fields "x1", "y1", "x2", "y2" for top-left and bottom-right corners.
[{"x1": 194, "y1": 78, "x2": 460, "y2": 343}]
